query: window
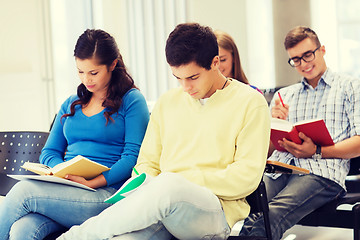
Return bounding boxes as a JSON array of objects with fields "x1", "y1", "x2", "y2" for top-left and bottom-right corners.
[
  {"x1": 125, "y1": 0, "x2": 187, "y2": 106},
  {"x1": 245, "y1": 0, "x2": 275, "y2": 89},
  {"x1": 336, "y1": 0, "x2": 360, "y2": 78},
  {"x1": 311, "y1": 0, "x2": 360, "y2": 78},
  {"x1": 50, "y1": 0, "x2": 94, "y2": 109}
]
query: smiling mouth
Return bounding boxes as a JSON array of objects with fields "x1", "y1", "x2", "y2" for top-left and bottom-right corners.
[{"x1": 303, "y1": 65, "x2": 314, "y2": 73}]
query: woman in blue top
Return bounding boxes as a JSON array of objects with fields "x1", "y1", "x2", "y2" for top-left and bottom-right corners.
[{"x1": 0, "y1": 29, "x2": 149, "y2": 240}]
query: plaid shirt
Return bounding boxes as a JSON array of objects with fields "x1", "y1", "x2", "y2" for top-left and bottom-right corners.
[{"x1": 267, "y1": 68, "x2": 360, "y2": 190}]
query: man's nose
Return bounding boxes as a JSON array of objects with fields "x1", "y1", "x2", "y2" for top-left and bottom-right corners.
[{"x1": 182, "y1": 80, "x2": 192, "y2": 92}]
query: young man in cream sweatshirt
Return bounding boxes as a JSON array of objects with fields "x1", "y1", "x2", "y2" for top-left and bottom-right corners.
[{"x1": 58, "y1": 23, "x2": 270, "y2": 240}]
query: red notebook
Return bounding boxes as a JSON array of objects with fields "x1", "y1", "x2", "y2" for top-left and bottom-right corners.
[{"x1": 270, "y1": 118, "x2": 334, "y2": 152}]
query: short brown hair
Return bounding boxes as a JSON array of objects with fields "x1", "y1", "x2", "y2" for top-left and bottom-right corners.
[{"x1": 284, "y1": 26, "x2": 321, "y2": 50}]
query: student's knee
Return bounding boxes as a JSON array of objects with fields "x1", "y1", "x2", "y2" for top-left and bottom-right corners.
[
  {"x1": 6, "y1": 180, "x2": 35, "y2": 201},
  {"x1": 4, "y1": 180, "x2": 47, "y2": 212},
  {"x1": 152, "y1": 172, "x2": 187, "y2": 195},
  {"x1": 150, "y1": 172, "x2": 204, "y2": 202},
  {"x1": 155, "y1": 172, "x2": 182, "y2": 184}
]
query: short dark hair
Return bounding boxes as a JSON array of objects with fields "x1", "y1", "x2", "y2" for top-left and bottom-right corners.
[
  {"x1": 165, "y1": 23, "x2": 218, "y2": 70},
  {"x1": 284, "y1": 26, "x2": 321, "y2": 50}
]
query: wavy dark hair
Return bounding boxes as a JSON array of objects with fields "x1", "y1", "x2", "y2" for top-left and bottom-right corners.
[{"x1": 62, "y1": 29, "x2": 136, "y2": 124}]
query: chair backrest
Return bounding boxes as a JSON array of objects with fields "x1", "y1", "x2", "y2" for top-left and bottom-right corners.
[
  {"x1": 0, "y1": 131, "x2": 49, "y2": 195},
  {"x1": 261, "y1": 87, "x2": 282, "y2": 105},
  {"x1": 348, "y1": 156, "x2": 360, "y2": 176}
]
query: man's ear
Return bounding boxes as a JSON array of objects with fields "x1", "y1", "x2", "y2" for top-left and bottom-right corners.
[
  {"x1": 211, "y1": 56, "x2": 220, "y2": 70},
  {"x1": 320, "y1": 45, "x2": 326, "y2": 56}
]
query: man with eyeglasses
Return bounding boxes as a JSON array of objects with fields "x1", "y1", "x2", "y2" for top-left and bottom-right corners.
[{"x1": 240, "y1": 26, "x2": 360, "y2": 240}]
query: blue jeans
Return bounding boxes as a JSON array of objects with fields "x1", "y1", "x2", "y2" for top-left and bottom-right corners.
[
  {"x1": 0, "y1": 180, "x2": 116, "y2": 240},
  {"x1": 57, "y1": 172, "x2": 231, "y2": 240},
  {"x1": 240, "y1": 174, "x2": 345, "y2": 240}
]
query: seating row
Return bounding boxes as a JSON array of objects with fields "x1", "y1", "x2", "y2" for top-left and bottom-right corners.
[{"x1": 1, "y1": 131, "x2": 360, "y2": 239}]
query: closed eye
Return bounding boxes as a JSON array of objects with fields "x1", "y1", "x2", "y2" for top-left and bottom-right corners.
[
  {"x1": 303, "y1": 52, "x2": 313, "y2": 58},
  {"x1": 291, "y1": 58, "x2": 301, "y2": 63},
  {"x1": 189, "y1": 76, "x2": 199, "y2": 80}
]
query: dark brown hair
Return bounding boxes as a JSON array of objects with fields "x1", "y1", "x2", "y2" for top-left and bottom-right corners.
[
  {"x1": 165, "y1": 23, "x2": 218, "y2": 70},
  {"x1": 62, "y1": 29, "x2": 136, "y2": 124}
]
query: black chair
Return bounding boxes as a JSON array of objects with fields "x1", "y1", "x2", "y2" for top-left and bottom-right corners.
[
  {"x1": 0, "y1": 131, "x2": 64, "y2": 239},
  {"x1": 228, "y1": 179, "x2": 273, "y2": 240},
  {"x1": 298, "y1": 156, "x2": 360, "y2": 240},
  {"x1": 0, "y1": 131, "x2": 49, "y2": 196}
]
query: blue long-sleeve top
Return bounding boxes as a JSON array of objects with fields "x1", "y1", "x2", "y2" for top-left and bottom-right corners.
[{"x1": 39, "y1": 88, "x2": 150, "y2": 189}]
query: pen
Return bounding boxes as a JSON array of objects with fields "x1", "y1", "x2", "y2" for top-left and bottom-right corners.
[
  {"x1": 278, "y1": 92, "x2": 285, "y2": 107},
  {"x1": 133, "y1": 167, "x2": 139, "y2": 175}
]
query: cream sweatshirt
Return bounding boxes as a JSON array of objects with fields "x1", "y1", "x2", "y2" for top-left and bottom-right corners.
[{"x1": 135, "y1": 80, "x2": 270, "y2": 227}]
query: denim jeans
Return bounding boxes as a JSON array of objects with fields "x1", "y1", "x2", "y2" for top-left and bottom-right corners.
[
  {"x1": 240, "y1": 174, "x2": 345, "y2": 240},
  {"x1": 0, "y1": 180, "x2": 116, "y2": 240},
  {"x1": 57, "y1": 172, "x2": 231, "y2": 240}
]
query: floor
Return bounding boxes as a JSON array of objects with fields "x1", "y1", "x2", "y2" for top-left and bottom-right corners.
[
  {"x1": 281, "y1": 225, "x2": 353, "y2": 240},
  {"x1": 231, "y1": 221, "x2": 353, "y2": 240}
]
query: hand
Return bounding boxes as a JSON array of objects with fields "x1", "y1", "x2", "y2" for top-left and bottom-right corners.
[
  {"x1": 271, "y1": 99, "x2": 289, "y2": 120},
  {"x1": 279, "y1": 132, "x2": 317, "y2": 158},
  {"x1": 65, "y1": 174, "x2": 90, "y2": 186},
  {"x1": 65, "y1": 174, "x2": 107, "y2": 189}
]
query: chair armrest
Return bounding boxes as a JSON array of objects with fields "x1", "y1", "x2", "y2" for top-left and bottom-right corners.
[{"x1": 265, "y1": 161, "x2": 310, "y2": 175}]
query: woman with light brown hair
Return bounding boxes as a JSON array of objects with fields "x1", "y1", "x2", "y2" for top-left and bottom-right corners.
[{"x1": 215, "y1": 30, "x2": 262, "y2": 93}]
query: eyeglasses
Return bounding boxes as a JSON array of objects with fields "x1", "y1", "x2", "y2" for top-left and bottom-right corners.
[{"x1": 288, "y1": 46, "x2": 320, "y2": 67}]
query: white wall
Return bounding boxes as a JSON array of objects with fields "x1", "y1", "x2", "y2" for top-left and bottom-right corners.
[
  {"x1": 49, "y1": 0, "x2": 94, "y2": 112},
  {"x1": 187, "y1": 0, "x2": 276, "y2": 89},
  {"x1": 93, "y1": 0, "x2": 130, "y2": 64},
  {"x1": 0, "y1": 0, "x2": 55, "y2": 131},
  {"x1": 1, "y1": 0, "x2": 354, "y2": 131},
  {"x1": 187, "y1": 0, "x2": 249, "y2": 79}
]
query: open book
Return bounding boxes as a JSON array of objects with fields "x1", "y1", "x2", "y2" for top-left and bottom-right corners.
[
  {"x1": 8, "y1": 155, "x2": 110, "y2": 191},
  {"x1": 271, "y1": 118, "x2": 334, "y2": 152},
  {"x1": 104, "y1": 172, "x2": 153, "y2": 204},
  {"x1": 265, "y1": 160, "x2": 310, "y2": 175},
  {"x1": 7, "y1": 174, "x2": 96, "y2": 191},
  {"x1": 21, "y1": 155, "x2": 110, "y2": 179}
]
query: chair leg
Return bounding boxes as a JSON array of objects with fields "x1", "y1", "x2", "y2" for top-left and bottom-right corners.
[
  {"x1": 353, "y1": 204, "x2": 360, "y2": 240},
  {"x1": 354, "y1": 229, "x2": 360, "y2": 240},
  {"x1": 263, "y1": 212, "x2": 272, "y2": 240}
]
